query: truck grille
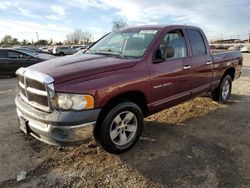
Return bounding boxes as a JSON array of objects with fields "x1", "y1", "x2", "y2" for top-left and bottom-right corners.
[{"x1": 16, "y1": 68, "x2": 54, "y2": 112}]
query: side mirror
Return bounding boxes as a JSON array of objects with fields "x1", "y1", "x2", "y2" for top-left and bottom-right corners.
[{"x1": 153, "y1": 47, "x2": 174, "y2": 63}]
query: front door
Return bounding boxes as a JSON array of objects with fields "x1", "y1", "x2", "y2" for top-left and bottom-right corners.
[{"x1": 149, "y1": 29, "x2": 192, "y2": 112}]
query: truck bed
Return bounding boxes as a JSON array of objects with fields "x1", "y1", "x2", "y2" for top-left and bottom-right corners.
[{"x1": 212, "y1": 50, "x2": 242, "y2": 64}]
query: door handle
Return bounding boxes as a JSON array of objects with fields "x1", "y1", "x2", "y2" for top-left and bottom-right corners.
[
  {"x1": 206, "y1": 61, "x2": 213, "y2": 65},
  {"x1": 182, "y1": 65, "x2": 191, "y2": 70}
]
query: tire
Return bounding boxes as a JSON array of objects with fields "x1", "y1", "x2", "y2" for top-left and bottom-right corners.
[
  {"x1": 96, "y1": 102, "x2": 144, "y2": 154},
  {"x1": 59, "y1": 52, "x2": 64, "y2": 56},
  {"x1": 212, "y1": 75, "x2": 232, "y2": 103}
]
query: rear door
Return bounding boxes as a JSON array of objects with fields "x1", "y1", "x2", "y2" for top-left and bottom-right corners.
[
  {"x1": 186, "y1": 29, "x2": 213, "y2": 95},
  {"x1": 149, "y1": 29, "x2": 192, "y2": 111}
]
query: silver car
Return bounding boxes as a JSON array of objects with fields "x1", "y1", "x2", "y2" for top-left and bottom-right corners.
[{"x1": 52, "y1": 46, "x2": 76, "y2": 56}]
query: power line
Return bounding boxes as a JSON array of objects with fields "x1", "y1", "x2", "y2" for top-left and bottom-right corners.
[{"x1": 0, "y1": 18, "x2": 107, "y2": 35}]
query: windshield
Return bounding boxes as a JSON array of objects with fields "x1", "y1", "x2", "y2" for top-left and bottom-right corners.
[{"x1": 89, "y1": 29, "x2": 158, "y2": 58}]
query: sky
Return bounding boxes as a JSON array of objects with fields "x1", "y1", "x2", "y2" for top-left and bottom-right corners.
[{"x1": 0, "y1": 0, "x2": 249, "y2": 42}]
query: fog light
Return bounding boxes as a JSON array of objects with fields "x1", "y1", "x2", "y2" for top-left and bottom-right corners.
[{"x1": 52, "y1": 128, "x2": 68, "y2": 139}]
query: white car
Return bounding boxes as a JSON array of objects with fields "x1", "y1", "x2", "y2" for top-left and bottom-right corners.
[
  {"x1": 52, "y1": 46, "x2": 76, "y2": 56},
  {"x1": 241, "y1": 45, "x2": 250, "y2": 53}
]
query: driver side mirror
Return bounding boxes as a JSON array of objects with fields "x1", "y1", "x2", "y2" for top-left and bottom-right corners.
[{"x1": 153, "y1": 47, "x2": 175, "y2": 63}]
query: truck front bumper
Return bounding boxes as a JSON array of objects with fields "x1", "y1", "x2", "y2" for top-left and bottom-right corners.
[{"x1": 15, "y1": 94, "x2": 101, "y2": 146}]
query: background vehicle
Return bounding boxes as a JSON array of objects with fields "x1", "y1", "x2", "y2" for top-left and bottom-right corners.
[
  {"x1": 15, "y1": 25, "x2": 242, "y2": 154},
  {"x1": 228, "y1": 46, "x2": 240, "y2": 51},
  {"x1": 0, "y1": 49, "x2": 47, "y2": 77},
  {"x1": 52, "y1": 46, "x2": 76, "y2": 56},
  {"x1": 241, "y1": 45, "x2": 250, "y2": 53},
  {"x1": 15, "y1": 47, "x2": 55, "y2": 60}
]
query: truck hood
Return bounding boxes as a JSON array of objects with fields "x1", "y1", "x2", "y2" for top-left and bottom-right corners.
[{"x1": 29, "y1": 54, "x2": 138, "y2": 84}]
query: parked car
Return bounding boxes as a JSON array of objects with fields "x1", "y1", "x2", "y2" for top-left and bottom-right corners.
[
  {"x1": 52, "y1": 46, "x2": 76, "y2": 56},
  {"x1": 75, "y1": 46, "x2": 89, "y2": 52},
  {"x1": 29, "y1": 47, "x2": 50, "y2": 54},
  {"x1": 71, "y1": 45, "x2": 85, "y2": 49},
  {"x1": 209, "y1": 45, "x2": 216, "y2": 49},
  {"x1": 15, "y1": 25, "x2": 242, "y2": 154},
  {"x1": 15, "y1": 48, "x2": 55, "y2": 60},
  {"x1": 241, "y1": 45, "x2": 250, "y2": 53},
  {"x1": 228, "y1": 45, "x2": 241, "y2": 51},
  {"x1": 0, "y1": 49, "x2": 48, "y2": 77}
]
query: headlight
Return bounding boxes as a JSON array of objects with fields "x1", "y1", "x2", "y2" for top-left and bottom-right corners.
[{"x1": 55, "y1": 93, "x2": 94, "y2": 110}]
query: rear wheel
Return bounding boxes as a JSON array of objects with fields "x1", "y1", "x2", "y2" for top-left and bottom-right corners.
[
  {"x1": 212, "y1": 75, "x2": 232, "y2": 103},
  {"x1": 96, "y1": 102, "x2": 143, "y2": 154}
]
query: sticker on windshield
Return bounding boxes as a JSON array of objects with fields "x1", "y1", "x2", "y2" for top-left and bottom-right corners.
[{"x1": 139, "y1": 30, "x2": 158, "y2": 34}]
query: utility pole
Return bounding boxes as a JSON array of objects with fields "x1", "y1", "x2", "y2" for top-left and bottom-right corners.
[
  {"x1": 36, "y1": 32, "x2": 39, "y2": 41},
  {"x1": 248, "y1": 32, "x2": 250, "y2": 43}
]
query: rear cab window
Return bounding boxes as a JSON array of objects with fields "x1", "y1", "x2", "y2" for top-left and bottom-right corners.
[{"x1": 186, "y1": 29, "x2": 207, "y2": 56}]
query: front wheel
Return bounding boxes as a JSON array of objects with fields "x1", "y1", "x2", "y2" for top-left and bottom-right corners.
[
  {"x1": 59, "y1": 52, "x2": 64, "y2": 56},
  {"x1": 212, "y1": 75, "x2": 232, "y2": 103},
  {"x1": 96, "y1": 102, "x2": 144, "y2": 154}
]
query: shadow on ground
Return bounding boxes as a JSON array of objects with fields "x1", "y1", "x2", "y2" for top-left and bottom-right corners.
[{"x1": 119, "y1": 94, "x2": 249, "y2": 187}]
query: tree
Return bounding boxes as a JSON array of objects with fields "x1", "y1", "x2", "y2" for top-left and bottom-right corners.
[
  {"x1": 112, "y1": 19, "x2": 128, "y2": 31},
  {"x1": 34, "y1": 39, "x2": 48, "y2": 45},
  {"x1": 0, "y1": 35, "x2": 20, "y2": 45},
  {"x1": 21, "y1": 39, "x2": 28, "y2": 46},
  {"x1": 66, "y1": 29, "x2": 92, "y2": 44}
]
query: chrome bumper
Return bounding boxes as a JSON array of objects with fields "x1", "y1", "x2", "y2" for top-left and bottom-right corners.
[{"x1": 15, "y1": 95, "x2": 101, "y2": 146}]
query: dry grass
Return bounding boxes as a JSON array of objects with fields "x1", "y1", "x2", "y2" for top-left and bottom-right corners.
[{"x1": 146, "y1": 97, "x2": 224, "y2": 125}]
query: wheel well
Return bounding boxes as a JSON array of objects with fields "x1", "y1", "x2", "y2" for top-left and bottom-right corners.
[
  {"x1": 102, "y1": 91, "x2": 148, "y2": 117},
  {"x1": 222, "y1": 67, "x2": 235, "y2": 81},
  {"x1": 94, "y1": 91, "x2": 148, "y2": 140}
]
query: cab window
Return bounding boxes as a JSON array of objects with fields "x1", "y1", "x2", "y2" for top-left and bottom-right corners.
[
  {"x1": 186, "y1": 29, "x2": 206, "y2": 56},
  {"x1": 160, "y1": 30, "x2": 187, "y2": 59}
]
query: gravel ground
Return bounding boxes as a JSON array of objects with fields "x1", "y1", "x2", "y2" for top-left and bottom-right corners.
[{"x1": 0, "y1": 54, "x2": 250, "y2": 188}]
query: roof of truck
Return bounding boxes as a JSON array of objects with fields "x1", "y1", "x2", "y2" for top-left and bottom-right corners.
[{"x1": 121, "y1": 24, "x2": 201, "y2": 31}]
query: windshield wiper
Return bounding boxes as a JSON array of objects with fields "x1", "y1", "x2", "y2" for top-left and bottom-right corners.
[{"x1": 95, "y1": 49, "x2": 126, "y2": 59}]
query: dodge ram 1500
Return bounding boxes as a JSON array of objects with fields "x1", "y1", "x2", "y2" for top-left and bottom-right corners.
[{"x1": 15, "y1": 25, "x2": 243, "y2": 153}]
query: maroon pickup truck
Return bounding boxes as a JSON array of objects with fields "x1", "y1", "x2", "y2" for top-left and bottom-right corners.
[{"x1": 15, "y1": 25, "x2": 242, "y2": 153}]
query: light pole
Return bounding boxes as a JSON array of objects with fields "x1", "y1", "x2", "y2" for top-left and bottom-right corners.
[{"x1": 36, "y1": 32, "x2": 39, "y2": 41}]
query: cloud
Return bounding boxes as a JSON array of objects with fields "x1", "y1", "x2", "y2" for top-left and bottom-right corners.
[
  {"x1": 0, "y1": 2, "x2": 11, "y2": 9},
  {"x1": 46, "y1": 15, "x2": 60, "y2": 21},
  {"x1": 66, "y1": 0, "x2": 109, "y2": 10},
  {"x1": 51, "y1": 5, "x2": 65, "y2": 16},
  {"x1": 93, "y1": 0, "x2": 250, "y2": 39},
  {"x1": 0, "y1": 18, "x2": 71, "y2": 42},
  {"x1": 0, "y1": 0, "x2": 249, "y2": 41},
  {"x1": 18, "y1": 7, "x2": 40, "y2": 18},
  {"x1": 46, "y1": 5, "x2": 65, "y2": 21}
]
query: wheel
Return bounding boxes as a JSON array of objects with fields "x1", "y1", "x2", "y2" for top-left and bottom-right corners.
[
  {"x1": 212, "y1": 75, "x2": 232, "y2": 103},
  {"x1": 59, "y1": 52, "x2": 64, "y2": 56},
  {"x1": 96, "y1": 102, "x2": 144, "y2": 154}
]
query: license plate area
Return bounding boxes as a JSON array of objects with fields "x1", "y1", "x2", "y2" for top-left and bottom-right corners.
[{"x1": 19, "y1": 116, "x2": 29, "y2": 134}]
